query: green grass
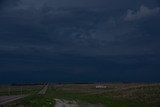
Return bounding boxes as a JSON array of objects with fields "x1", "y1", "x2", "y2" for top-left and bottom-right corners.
[
  {"x1": 16, "y1": 94, "x2": 53, "y2": 107},
  {"x1": 46, "y1": 88, "x2": 158, "y2": 107},
  {"x1": 11, "y1": 84, "x2": 160, "y2": 107}
]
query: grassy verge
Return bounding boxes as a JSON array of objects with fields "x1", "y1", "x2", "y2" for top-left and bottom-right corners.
[
  {"x1": 47, "y1": 88, "x2": 158, "y2": 107},
  {"x1": 12, "y1": 84, "x2": 160, "y2": 107},
  {"x1": 15, "y1": 94, "x2": 54, "y2": 107}
]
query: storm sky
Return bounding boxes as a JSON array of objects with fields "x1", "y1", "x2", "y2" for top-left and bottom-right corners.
[{"x1": 0, "y1": 0, "x2": 160, "y2": 83}]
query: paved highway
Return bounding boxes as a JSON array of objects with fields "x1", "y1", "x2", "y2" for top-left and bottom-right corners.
[
  {"x1": 0, "y1": 95, "x2": 27, "y2": 106},
  {"x1": 0, "y1": 84, "x2": 48, "y2": 106},
  {"x1": 38, "y1": 84, "x2": 48, "y2": 95}
]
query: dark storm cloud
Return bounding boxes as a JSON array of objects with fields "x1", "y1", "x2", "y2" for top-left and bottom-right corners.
[
  {"x1": 125, "y1": 5, "x2": 160, "y2": 21},
  {"x1": 0, "y1": 0, "x2": 160, "y2": 83},
  {"x1": 0, "y1": 0, "x2": 159, "y2": 55},
  {"x1": 0, "y1": 0, "x2": 20, "y2": 9}
]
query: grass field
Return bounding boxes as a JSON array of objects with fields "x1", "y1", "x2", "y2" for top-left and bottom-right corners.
[{"x1": 3, "y1": 83, "x2": 160, "y2": 107}]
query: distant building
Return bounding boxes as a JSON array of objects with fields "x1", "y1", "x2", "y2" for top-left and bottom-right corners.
[{"x1": 96, "y1": 85, "x2": 107, "y2": 89}]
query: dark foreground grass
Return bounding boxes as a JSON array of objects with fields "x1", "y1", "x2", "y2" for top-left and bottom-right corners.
[
  {"x1": 12, "y1": 84, "x2": 160, "y2": 107},
  {"x1": 46, "y1": 88, "x2": 158, "y2": 107},
  {"x1": 15, "y1": 94, "x2": 54, "y2": 107}
]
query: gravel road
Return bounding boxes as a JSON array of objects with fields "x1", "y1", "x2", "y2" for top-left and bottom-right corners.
[
  {"x1": 54, "y1": 99, "x2": 78, "y2": 107},
  {"x1": 54, "y1": 99, "x2": 104, "y2": 107}
]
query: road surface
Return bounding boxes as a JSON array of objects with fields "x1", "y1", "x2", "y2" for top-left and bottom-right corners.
[
  {"x1": 0, "y1": 95, "x2": 27, "y2": 106},
  {"x1": 0, "y1": 84, "x2": 48, "y2": 106},
  {"x1": 38, "y1": 84, "x2": 48, "y2": 95}
]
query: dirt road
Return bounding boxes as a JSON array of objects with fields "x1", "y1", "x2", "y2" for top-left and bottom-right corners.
[
  {"x1": 54, "y1": 99, "x2": 104, "y2": 107},
  {"x1": 54, "y1": 99, "x2": 78, "y2": 107}
]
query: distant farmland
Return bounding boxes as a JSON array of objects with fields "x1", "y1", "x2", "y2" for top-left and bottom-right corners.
[{"x1": 1, "y1": 83, "x2": 160, "y2": 107}]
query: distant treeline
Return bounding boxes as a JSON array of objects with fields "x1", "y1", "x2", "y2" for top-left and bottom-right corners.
[
  {"x1": 11, "y1": 83, "x2": 46, "y2": 86},
  {"x1": 9, "y1": 82, "x2": 158, "y2": 86}
]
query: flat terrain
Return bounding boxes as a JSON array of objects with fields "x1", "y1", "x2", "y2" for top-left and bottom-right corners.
[
  {"x1": 1, "y1": 83, "x2": 160, "y2": 107},
  {"x1": 0, "y1": 85, "x2": 43, "y2": 96}
]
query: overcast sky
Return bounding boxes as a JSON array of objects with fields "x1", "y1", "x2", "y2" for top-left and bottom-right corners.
[{"x1": 0, "y1": 0, "x2": 160, "y2": 83}]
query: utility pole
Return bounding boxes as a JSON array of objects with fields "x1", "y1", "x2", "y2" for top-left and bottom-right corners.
[
  {"x1": 21, "y1": 86, "x2": 22, "y2": 95},
  {"x1": 8, "y1": 86, "x2": 10, "y2": 96}
]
